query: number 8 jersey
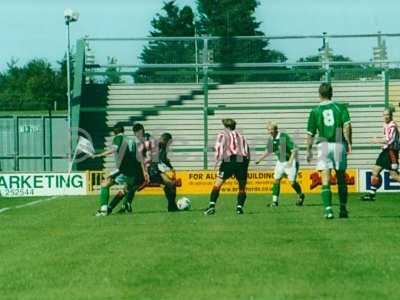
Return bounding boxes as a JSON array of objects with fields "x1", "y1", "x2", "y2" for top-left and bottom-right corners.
[{"x1": 307, "y1": 100, "x2": 351, "y2": 143}]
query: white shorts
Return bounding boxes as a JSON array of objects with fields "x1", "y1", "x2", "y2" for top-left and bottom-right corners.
[
  {"x1": 274, "y1": 160, "x2": 299, "y2": 182},
  {"x1": 316, "y1": 142, "x2": 347, "y2": 171}
]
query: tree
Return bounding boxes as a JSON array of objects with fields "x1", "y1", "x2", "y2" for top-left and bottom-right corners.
[
  {"x1": 105, "y1": 57, "x2": 122, "y2": 84},
  {"x1": 55, "y1": 55, "x2": 68, "y2": 109},
  {"x1": 196, "y1": 0, "x2": 287, "y2": 82},
  {"x1": 293, "y1": 54, "x2": 370, "y2": 81},
  {"x1": 0, "y1": 58, "x2": 67, "y2": 110},
  {"x1": 134, "y1": 1, "x2": 197, "y2": 83}
]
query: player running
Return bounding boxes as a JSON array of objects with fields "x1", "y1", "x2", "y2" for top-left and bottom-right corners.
[
  {"x1": 204, "y1": 118, "x2": 250, "y2": 215},
  {"x1": 93, "y1": 123, "x2": 148, "y2": 216},
  {"x1": 256, "y1": 121, "x2": 305, "y2": 207},
  {"x1": 361, "y1": 107, "x2": 400, "y2": 201},
  {"x1": 306, "y1": 83, "x2": 352, "y2": 219}
]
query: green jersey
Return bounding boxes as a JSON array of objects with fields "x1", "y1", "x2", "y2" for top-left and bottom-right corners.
[
  {"x1": 307, "y1": 101, "x2": 351, "y2": 143},
  {"x1": 112, "y1": 134, "x2": 141, "y2": 177},
  {"x1": 266, "y1": 132, "x2": 296, "y2": 162}
]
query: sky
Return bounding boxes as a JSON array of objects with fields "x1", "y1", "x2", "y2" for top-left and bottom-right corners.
[{"x1": 1, "y1": 0, "x2": 399, "y2": 71}]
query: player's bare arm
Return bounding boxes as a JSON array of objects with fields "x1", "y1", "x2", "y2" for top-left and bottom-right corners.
[
  {"x1": 92, "y1": 148, "x2": 116, "y2": 158},
  {"x1": 343, "y1": 123, "x2": 352, "y2": 153},
  {"x1": 287, "y1": 148, "x2": 297, "y2": 165},
  {"x1": 140, "y1": 160, "x2": 149, "y2": 183},
  {"x1": 255, "y1": 150, "x2": 271, "y2": 164},
  {"x1": 306, "y1": 134, "x2": 314, "y2": 163}
]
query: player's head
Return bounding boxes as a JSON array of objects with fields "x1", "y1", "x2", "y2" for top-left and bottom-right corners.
[
  {"x1": 160, "y1": 132, "x2": 173, "y2": 146},
  {"x1": 112, "y1": 124, "x2": 124, "y2": 135},
  {"x1": 266, "y1": 121, "x2": 278, "y2": 138},
  {"x1": 319, "y1": 83, "x2": 333, "y2": 100},
  {"x1": 383, "y1": 106, "x2": 395, "y2": 123},
  {"x1": 132, "y1": 123, "x2": 145, "y2": 139},
  {"x1": 222, "y1": 118, "x2": 236, "y2": 130}
]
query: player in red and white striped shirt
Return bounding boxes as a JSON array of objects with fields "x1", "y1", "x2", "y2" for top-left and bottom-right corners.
[
  {"x1": 361, "y1": 107, "x2": 400, "y2": 201},
  {"x1": 204, "y1": 118, "x2": 250, "y2": 215}
]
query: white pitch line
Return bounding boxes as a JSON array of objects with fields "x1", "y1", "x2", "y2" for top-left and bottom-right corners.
[
  {"x1": 0, "y1": 196, "x2": 60, "y2": 214},
  {"x1": 0, "y1": 207, "x2": 11, "y2": 214},
  {"x1": 14, "y1": 200, "x2": 44, "y2": 209}
]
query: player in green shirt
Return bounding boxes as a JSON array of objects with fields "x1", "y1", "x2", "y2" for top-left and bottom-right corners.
[
  {"x1": 256, "y1": 122, "x2": 305, "y2": 207},
  {"x1": 93, "y1": 123, "x2": 148, "y2": 216},
  {"x1": 306, "y1": 83, "x2": 352, "y2": 219}
]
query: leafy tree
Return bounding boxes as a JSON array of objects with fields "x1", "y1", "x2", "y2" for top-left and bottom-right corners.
[
  {"x1": 293, "y1": 54, "x2": 371, "y2": 81},
  {"x1": 134, "y1": 1, "x2": 197, "y2": 83},
  {"x1": 135, "y1": 0, "x2": 289, "y2": 83},
  {"x1": 105, "y1": 57, "x2": 122, "y2": 84},
  {"x1": 0, "y1": 58, "x2": 67, "y2": 110},
  {"x1": 196, "y1": 0, "x2": 287, "y2": 82},
  {"x1": 55, "y1": 55, "x2": 68, "y2": 109}
]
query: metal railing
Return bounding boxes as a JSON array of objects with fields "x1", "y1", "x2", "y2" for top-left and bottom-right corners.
[{"x1": 73, "y1": 33, "x2": 399, "y2": 170}]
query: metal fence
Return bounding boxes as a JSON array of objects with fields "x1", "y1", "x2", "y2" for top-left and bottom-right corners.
[
  {"x1": 0, "y1": 116, "x2": 69, "y2": 172},
  {"x1": 82, "y1": 32, "x2": 400, "y2": 83},
  {"x1": 71, "y1": 33, "x2": 400, "y2": 171}
]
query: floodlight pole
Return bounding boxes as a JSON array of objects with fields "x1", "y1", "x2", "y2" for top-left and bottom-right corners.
[
  {"x1": 64, "y1": 10, "x2": 78, "y2": 167},
  {"x1": 66, "y1": 19, "x2": 72, "y2": 163}
]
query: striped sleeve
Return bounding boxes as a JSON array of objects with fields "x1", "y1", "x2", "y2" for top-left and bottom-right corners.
[{"x1": 385, "y1": 122, "x2": 397, "y2": 146}]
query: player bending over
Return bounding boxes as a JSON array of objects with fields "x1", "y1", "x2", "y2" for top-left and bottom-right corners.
[
  {"x1": 146, "y1": 132, "x2": 180, "y2": 212},
  {"x1": 306, "y1": 83, "x2": 352, "y2": 219},
  {"x1": 111, "y1": 129, "x2": 180, "y2": 212},
  {"x1": 204, "y1": 118, "x2": 250, "y2": 215},
  {"x1": 361, "y1": 107, "x2": 400, "y2": 201},
  {"x1": 93, "y1": 123, "x2": 148, "y2": 216},
  {"x1": 256, "y1": 121, "x2": 305, "y2": 207}
]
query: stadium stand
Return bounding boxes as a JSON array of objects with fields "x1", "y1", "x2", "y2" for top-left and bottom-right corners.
[{"x1": 94, "y1": 80, "x2": 399, "y2": 172}]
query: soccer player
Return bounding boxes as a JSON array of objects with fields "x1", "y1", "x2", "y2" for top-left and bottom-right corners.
[
  {"x1": 306, "y1": 83, "x2": 352, "y2": 219},
  {"x1": 93, "y1": 123, "x2": 148, "y2": 216},
  {"x1": 146, "y1": 132, "x2": 179, "y2": 212},
  {"x1": 204, "y1": 118, "x2": 250, "y2": 215},
  {"x1": 361, "y1": 107, "x2": 400, "y2": 201},
  {"x1": 255, "y1": 122, "x2": 305, "y2": 207},
  {"x1": 108, "y1": 123, "x2": 151, "y2": 214}
]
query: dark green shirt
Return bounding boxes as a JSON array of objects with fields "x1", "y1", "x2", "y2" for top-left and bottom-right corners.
[
  {"x1": 307, "y1": 101, "x2": 351, "y2": 143},
  {"x1": 112, "y1": 134, "x2": 142, "y2": 177},
  {"x1": 266, "y1": 132, "x2": 296, "y2": 162}
]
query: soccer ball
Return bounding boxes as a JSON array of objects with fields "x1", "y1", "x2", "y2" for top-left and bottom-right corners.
[{"x1": 176, "y1": 197, "x2": 191, "y2": 211}]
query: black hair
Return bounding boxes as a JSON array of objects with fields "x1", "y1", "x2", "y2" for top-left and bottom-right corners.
[
  {"x1": 112, "y1": 124, "x2": 124, "y2": 135},
  {"x1": 132, "y1": 123, "x2": 144, "y2": 133},
  {"x1": 319, "y1": 83, "x2": 333, "y2": 99},
  {"x1": 161, "y1": 132, "x2": 172, "y2": 142},
  {"x1": 222, "y1": 118, "x2": 236, "y2": 130}
]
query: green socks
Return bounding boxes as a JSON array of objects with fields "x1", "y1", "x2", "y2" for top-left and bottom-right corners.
[
  {"x1": 321, "y1": 184, "x2": 332, "y2": 210},
  {"x1": 272, "y1": 183, "x2": 280, "y2": 202},
  {"x1": 99, "y1": 187, "x2": 110, "y2": 207}
]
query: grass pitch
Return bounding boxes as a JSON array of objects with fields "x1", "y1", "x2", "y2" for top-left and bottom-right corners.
[{"x1": 1, "y1": 193, "x2": 400, "y2": 300}]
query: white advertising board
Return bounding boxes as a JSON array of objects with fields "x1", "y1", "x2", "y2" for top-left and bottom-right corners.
[{"x1": 0, "y1": 173, "x2": 87, "y2": 197}]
